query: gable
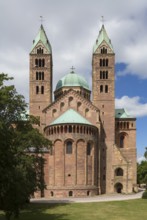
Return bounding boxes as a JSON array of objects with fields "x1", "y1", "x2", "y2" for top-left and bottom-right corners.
[
  {"x1": 30, "y1": 41, "x2": 50, "y2": 55},
  {"x1": 94, "y1": 40, "x2": 114, "y2": 54},
  {"x1": 41, "y1": 89, "x2": 100, "y2": 128}
]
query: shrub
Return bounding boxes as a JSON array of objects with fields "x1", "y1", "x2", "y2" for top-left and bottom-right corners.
[{"x1": 142, "y1": 190, "x2": 147, "y2": 199}]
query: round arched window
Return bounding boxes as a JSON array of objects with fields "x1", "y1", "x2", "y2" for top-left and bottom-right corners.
[
  {"x1": 66, "y1": 141, "x2": 72, "y2": 154},
  {"x1": 115, "y1": 168, "x2": 123, "y2": 176}
]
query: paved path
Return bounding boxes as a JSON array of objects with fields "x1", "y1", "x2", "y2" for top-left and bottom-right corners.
[{"x1": 31, "y1": 190, "x2": 144, "y2": 204}]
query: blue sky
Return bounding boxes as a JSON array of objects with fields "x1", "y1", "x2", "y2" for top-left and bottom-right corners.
[
  {"x1": 0, "y1": 0, "x2": 147, "y2": 160},
  {"x1": 115, "y1": 64, "x2": 147, "y2": 159}
]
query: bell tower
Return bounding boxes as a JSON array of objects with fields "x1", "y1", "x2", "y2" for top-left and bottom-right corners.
[
  {"x1": 29, "y1": 24, "x2": 52, "y2": 118},
  {"x1": 92, "y1": 25, "x2": 115, "y2": 193}
]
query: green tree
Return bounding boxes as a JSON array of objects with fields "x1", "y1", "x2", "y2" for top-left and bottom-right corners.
[
  {"x1": 0, "y1": 73, "x2": 51, "y2": 219},
  {"x1": 144, "y1": 147, "x2": 147, "y2": 160},
  {"x1": 137, "y1": 148, "x2": 147, "y2": 188}
]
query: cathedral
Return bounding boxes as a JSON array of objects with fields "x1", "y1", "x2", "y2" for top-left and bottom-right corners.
[{"x1": 29, "y1": 24, "x2": 137, "y2": 198}]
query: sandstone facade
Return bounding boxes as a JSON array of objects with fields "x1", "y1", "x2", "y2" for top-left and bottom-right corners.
[{"x1": 29, "y1": 24, "x2": 137, "y2": 198}]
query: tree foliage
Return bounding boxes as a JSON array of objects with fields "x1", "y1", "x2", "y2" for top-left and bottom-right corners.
[
  {"x1": 0, "y1": 73, "x2": 51, "y2": 219},
  {"x1": 137, "y1": 147, "x2": 147, "y2": 188}
]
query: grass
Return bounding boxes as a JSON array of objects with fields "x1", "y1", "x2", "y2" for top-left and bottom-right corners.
[{"x1": 0, "y1": 199, "x2": 147, "y2": 220}]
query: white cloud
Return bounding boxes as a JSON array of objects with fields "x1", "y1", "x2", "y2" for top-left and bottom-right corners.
[
  {"x1": 137, "y1": 156, "x2": 146, "y2": 163},
  {"x1": 115, "y1": 96, "x2": 147, "y2": 117},
  {"x1": 1, "y1": 0, "x2": 147, "y2": 99}
]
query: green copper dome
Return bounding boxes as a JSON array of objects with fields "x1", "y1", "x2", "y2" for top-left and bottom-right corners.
[{"x1": 56, "y1": 70, "x2": 90, "y2": 91}]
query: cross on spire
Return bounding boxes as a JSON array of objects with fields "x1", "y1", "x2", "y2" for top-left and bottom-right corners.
[
  {"x1": 70, "y1": 66, "x2": 75, "y2": 73},
  {"x1": 100, "y1": 16, "x2": 105, "y2": 25},
  {"x1": 40, "y1": 16, "x2": 44, "y2": 25}
]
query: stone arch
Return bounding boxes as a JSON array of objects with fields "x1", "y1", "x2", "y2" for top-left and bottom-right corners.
[
  {"x1": 77, "y1": 101, "x2": 82, "y2": 111},
  {"x1": 85, "y1": 108, "x2": 89, "y2": 117},
  {"x1": 60, "y1": 102, "x2": 65, "y2": 111},
  {"x1": 119, "y1": 132, "x2": 128, "y2": 148},
  {"x1": 54, "y1": 139, "x2": 62, "y2": 145},
  {"x1": 52, "y1": 109, "x2": 57, "y2": 117},
  {"x1": 68, "y1": 96, "x2": 73, "y2": 106},
  {"x1": 114, "y1": 182, "x2": 123, "y2": 193}
]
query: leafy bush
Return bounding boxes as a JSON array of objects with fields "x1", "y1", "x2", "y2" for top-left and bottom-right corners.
[{"x1": 142, "y1": 190, "x2": 147, "y2": 199}]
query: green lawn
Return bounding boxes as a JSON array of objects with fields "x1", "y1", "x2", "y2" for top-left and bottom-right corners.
[{"x1": 0, "y1": 199, "x2": 147, "y2": 220}]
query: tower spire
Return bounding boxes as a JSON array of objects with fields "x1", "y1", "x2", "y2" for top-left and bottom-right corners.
[
  {"x1": 30, "y1": 23, "x2": 52, "y2": 54},
  {"x1": 93, "y1": 23, "x2": 114, "y2": 53},
  {"x1": 29, "y1": 24, "x2": 53, "y2": 118}
]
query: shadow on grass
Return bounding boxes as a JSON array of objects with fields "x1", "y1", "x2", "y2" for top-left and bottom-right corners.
[
  {"x1": 0, "y1": 202, "x2": 70, "y2": 220},
  {"x1": 22, "y1": 202, "x2": 70, "y2": 220}
]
